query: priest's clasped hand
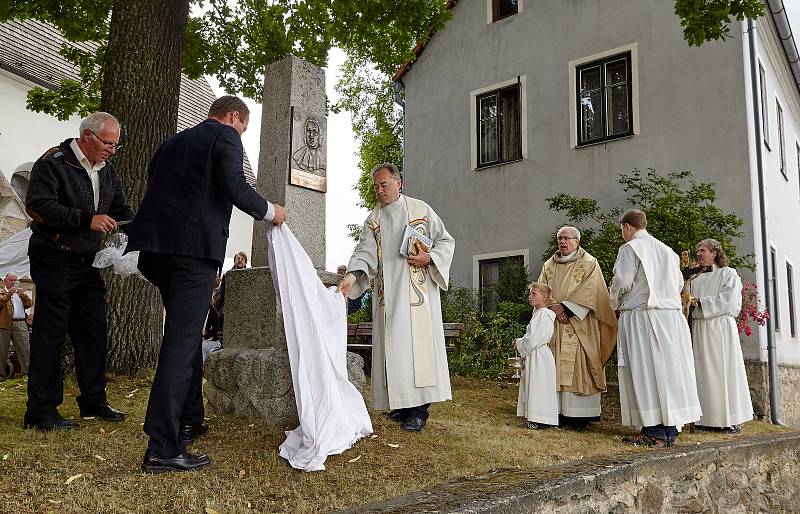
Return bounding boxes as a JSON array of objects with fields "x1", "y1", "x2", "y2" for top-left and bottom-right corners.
[
  {"x1": 336, "y1": 272, "x2": 356, "y2": 297},
  {"x1": 548, "y1": 303, "x2": 570, "y2": 324},
  {"x1": 407, "y1": 249, "x2": 431, "y2": 268}
]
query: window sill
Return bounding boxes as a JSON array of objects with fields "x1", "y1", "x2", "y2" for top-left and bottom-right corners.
[
  {"x1": 575, "y1": 133, "x2": 635, "y2": 149},
  {"x1": 474, "y1": 157, "x2": 524, "y2": 171}
]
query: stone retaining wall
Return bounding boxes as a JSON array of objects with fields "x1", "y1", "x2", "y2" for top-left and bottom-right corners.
[{"x1": 343, "y1": 432, "x2": 800, "y2": 513}]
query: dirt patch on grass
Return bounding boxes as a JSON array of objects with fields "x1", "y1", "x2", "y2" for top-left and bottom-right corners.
[{"x1": 0, "y1": 374, "x2": 789, "y2": 513}]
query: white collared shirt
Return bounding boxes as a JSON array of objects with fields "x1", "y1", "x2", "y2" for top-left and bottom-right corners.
[
  {"x1": 11, "y1": 293, "x2": 24, "y2": 318},
  {"x1": 69, "y1": 139, "x2": 102, "y2": 210}
]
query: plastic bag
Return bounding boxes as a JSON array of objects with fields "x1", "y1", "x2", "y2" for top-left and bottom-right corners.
[{"x1": 92, "y1": 232, "x2": 142, "y2": 278}]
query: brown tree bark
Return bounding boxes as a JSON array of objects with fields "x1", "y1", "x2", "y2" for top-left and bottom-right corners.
[{"x1": 99, "y1": 0, "x2": 190, "y2": 373}]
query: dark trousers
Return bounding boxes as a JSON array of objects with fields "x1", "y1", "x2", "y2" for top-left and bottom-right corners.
[
  {"x1": 643, "y1": 424, "x2": 679, "y2": 441},
  {"x1": 138, "y1": 251, "x2": 216, "y2": 458},
  {"x1": 391, "y1": 403, "x2": 431, "y2": 421},
  {"x1": 26, "y1": 246, "x2": 109, "y2": 420}
]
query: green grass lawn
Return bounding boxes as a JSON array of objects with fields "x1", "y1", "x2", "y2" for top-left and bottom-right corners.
[{"x1": 0, "y1": 373, "x2": 789, "y2": 513}]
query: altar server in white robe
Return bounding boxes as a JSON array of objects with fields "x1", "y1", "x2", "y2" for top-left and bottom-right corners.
[
  {"x1": 610, "y1": 209, "x2": 701, "y2": 447},
  {"x1": 515, "y1": 282, "x2": 559, "y2": 429},
  {"x1": 338, "y1": 163, "x2": 455, "y2": 432},
  {"x1": 690, "y1": 239, "x2": 753, "y2": 432}
]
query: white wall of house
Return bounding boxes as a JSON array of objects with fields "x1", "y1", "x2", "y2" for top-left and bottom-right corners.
[
  {"x1": 0, "y1": 69, "x2": 81, "y2": 182},
  {"x1": 0, "y1": 68, "x2": 253, "y2": 262},
  {"x1": 745, "y1": 17, "x2": 800, "y2": 365}
]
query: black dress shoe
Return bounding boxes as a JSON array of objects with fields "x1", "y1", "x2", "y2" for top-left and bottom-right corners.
[
  {"x1": 401, "y1": 416, "x2": 426, "y2": 432},
  {"x1": 382, "y1": 410, "x2": 409, "y2": 423},
  {"x1": 23, "y1": 415, "x2": 79, "y2": 431},
  {"x1": 80, "y1": 404, "x2": 125, "y2": 422},
  {"x1": 180, "y1": 423, "x2": 209, "y2": 443},
  {"x1": 141, "y1": 449, "x2": 212, "y2": 474}
]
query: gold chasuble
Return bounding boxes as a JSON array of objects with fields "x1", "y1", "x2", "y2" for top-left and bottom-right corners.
[{"x1": 538, "y1": 248, "x2": 617, "y2": 395}]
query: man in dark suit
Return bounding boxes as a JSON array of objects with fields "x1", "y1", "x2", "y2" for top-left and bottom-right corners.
[
  {"x1": 127, "y1": 95, "x2": 286, "y2": 473},
  {"x1": 24, "y1": 111, "x2": 134, "y2": 431}
]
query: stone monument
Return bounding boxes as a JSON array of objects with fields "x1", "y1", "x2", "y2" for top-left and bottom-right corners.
[{"x1": 204, "y1": 56, "x2": 366, "y2": 425}]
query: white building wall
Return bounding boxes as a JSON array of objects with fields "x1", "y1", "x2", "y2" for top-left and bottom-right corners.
[
  {"x1": 0, "y1": 69, "x2": 81, "y2": 180},
  {"x1": 749, "y1": 17, "x2": 800, "y2": 365}
]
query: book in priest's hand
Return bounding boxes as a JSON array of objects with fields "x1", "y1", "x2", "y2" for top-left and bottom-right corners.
[{"x1": 399, "y1": 224, "x2": 432, "y2": 257}]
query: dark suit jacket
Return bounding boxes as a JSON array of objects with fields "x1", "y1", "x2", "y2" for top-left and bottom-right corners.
[{"x1": 126, "y1": 119, "x2": 269, "y2": 265}]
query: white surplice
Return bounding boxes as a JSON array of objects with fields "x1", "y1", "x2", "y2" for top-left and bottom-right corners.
[
  {"x1": 691, "y1": 265, "x2": 754, "y2": 428},
  {"x1": 347, "y1": 195, "x2": 455, "y2": 410},
  {"x1": 516, "y1": 308, "x2": 559, "y2": 425},
  {"x1": 609, "y1": 230, "x2": 702, "y2": 428},
  {"x1": 268, "y1": 225, "x2": 373, "y2": 472}
]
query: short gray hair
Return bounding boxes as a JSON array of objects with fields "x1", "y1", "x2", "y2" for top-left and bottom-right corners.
[
  {"x1": 79, "y1": 112, "x2": 119, "y2": 135},
  {"x1": 371, "y1": 162, "x2": 401, "y2": 180},
  {"x1": 557, "y1": 226, "x2": 581, "y2": 241}
]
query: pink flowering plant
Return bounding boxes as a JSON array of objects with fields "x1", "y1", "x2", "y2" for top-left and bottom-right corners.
[{"x1": 737, "y1": 279, "x2": 769, "y2": 336}]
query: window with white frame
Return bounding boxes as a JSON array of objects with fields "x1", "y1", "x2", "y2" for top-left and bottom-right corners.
[
  {"x1": 491, "y1": 0, "x2": 518, "y2": 21},
  {"x1": 777, "y1": 100, "x2": 786, "y2": 179},
  {"x1": 476, "y1": 84, "x2": 522, "y2": 168},
  {"x1": 772, "y1": 246, "x2": 781, "y2": 332},
  {"x1": 478, "y1": 255, "x2": 524, "y2": 312},
  {"x1": 759, "y1": 62, "x2": 770, "y2": 149},
  {"x1": 796, "y1": 142, "x2": 800, "y2": 199},
  {"x1": 576, "y1": 52, "x2": 633, "y2": 145},
  {"x1": 788, "y1": 262, "x2": 796, "y2": 337}
]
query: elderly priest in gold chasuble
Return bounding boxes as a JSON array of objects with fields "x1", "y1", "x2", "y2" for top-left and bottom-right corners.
[
  {"x1": 338, "y1": 163, "x2": 455, "y2": 433},
  {"x1": 538, "y1": 226, "x2": 617, "y2": 430}
]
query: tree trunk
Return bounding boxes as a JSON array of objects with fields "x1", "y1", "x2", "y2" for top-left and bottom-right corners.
[{"x1": 99, "y1": 0, "x2": 189, "y2": 373}]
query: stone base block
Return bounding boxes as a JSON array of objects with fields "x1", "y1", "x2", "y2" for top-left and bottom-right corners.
[
  {"x1": 204, "y1": 347, "x2": 368, "y2": 425},
  {"x1": 745, "y1": 359, "x2": 800, "y2": 426}
]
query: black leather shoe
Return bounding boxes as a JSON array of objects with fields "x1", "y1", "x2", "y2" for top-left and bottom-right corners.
[
  {"x1": 382, "y1": 410, "x2": 409, "y2": 423},
  {"x1": 80, "y1": 404, "x2": 125, "y2": 422},
  {"x1": 141, "y1": 449, "x2": 212, "y2": 474},
  {"x1": 180, "y1": 423, "x2": 209, "y2": 443},
  {"x1": 401, "y1": 416, "x2": 426, "y2": 432},
  {"x1": 23, "y1": 415, "x2": 79, "y2": 431}
]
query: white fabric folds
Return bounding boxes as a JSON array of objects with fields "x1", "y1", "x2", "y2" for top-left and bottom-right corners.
[{"x1": 268, "y1": 225, "x2": 373, "y2": 471}]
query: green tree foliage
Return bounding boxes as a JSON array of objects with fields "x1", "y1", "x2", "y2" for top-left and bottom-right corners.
[
  {"x1": 674, "y1": 0, "x2": 764, "y2": 47},
  {"x1": 543, "y1": 169, "x2": 753, "y2": 282}
]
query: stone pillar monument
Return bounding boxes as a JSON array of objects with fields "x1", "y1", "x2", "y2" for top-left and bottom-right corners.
[
  {"x1": 204, "y1": 56, "x2": 365, "y2": 425},
  {"x1": 251, "y1": 56, "x2": 326, "y2": 269}
]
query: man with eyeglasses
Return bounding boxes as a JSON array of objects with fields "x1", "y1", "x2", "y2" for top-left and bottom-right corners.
[
  {"x1": 24, "y1": 111, "x2": 134, "y2": 431},
  {"x1": 537, "y1": 226, "x2": 617, "y2": 431}
]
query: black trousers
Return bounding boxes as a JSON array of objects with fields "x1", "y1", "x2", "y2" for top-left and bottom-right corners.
[
  {"x1": 26, "y1": 246, "x2": 109, "y2": 420},
  {"x1": 391, "y1": 403, "x2": 431, "y2": 421},
  {"x1": 138, "y1": 251, "x2": 217, "y2": 458}
]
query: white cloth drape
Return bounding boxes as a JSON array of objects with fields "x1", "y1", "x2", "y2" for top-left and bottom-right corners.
[{"x1": 268, "y1": 225, "x2": 373, "y2": 471}]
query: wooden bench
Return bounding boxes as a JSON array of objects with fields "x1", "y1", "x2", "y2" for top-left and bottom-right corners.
[{"x1": 346, "y1": 322, "x2": 465, "y2": 349}]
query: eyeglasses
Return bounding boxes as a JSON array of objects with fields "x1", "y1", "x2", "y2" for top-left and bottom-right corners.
[
  {"x1": 557, "y1": 236, "x2": 577, "y2": 241},
  {"x1": 89, "y1": 129, "x2": 124, "y2": 150}
]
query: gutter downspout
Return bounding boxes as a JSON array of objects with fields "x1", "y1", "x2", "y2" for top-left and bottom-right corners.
[
  {"x1": 392, "y1": 79, "x2": 407, "y2": 185},
  {"x1": 747, "y1": 17, "x2": 785, "y2": 426}
]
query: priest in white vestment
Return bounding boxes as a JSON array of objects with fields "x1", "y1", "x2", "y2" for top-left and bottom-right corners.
[
  {"x1": 515, "y1": 283, "x2": 558, "y2": 429},
  {"x1": 690, "y1": 239, "x2": 753, "y2": 432},
  {"x1": 338, "y1": 163, "x2": 455, "y2": 432},
  {"x1": 538, "y1": 226, "x2": 618, "y2": 430},
  {"x1": 610, "y1": 209, "x2": 701, "y2": 447}
]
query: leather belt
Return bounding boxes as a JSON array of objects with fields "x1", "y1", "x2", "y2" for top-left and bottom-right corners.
[{"x1": 12, "y1": 318, "x2": 26, "y2": 321}]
